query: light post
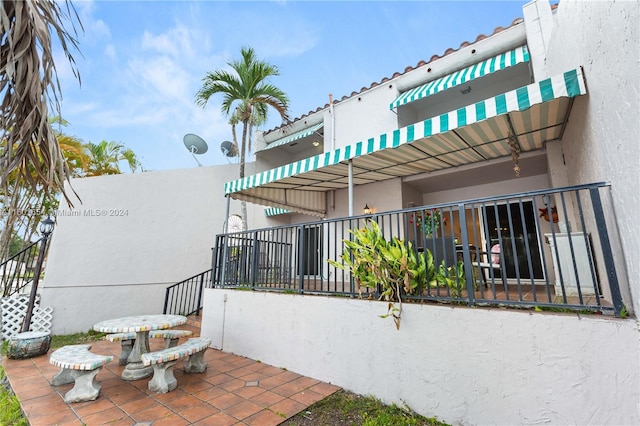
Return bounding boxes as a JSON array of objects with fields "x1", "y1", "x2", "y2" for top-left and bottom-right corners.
[{"x1": 21, "y1": 216, "x2": 55, "y2": 333}]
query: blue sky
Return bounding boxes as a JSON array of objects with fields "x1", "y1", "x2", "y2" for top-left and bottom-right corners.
[{"x1": 55, "y1": 0, "x2": 531, "y2": 172}]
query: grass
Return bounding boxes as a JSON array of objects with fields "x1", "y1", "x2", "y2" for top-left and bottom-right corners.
[
  {"x1": 282, "y1": 390, "x2": 449, "y2": 425},
  {"x1": 50, "y1": 329, "x2": 106, "y2": 349},
  {"x1": 0, "y1": 366, "x2": 28, "y2": 426}
]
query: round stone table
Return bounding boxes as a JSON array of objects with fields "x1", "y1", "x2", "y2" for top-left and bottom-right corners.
[{"x1": 93, "y1": 314, "x2": 187, "y2": 381}]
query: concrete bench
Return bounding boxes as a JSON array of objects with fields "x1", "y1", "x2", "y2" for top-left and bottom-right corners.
[
  {"x1": 106, "y1": 330, "x2": 193, "y2": 365},
  {"x1": 49, "y1": 344, "x2": 114, "y2": 403},
  {"x1": 141, "y1": 337, "x2": 211, "y2": 393}
]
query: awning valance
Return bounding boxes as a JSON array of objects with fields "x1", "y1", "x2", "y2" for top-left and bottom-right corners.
[
  {"x1": 265, "y1": 207, "x2": 291, "y2": 217},
  {"x1": 260, "y1": 123, "x2": 324, "y2": 151},
  {"x1": 390, "y1": 45, "x2": 530, "y2": 110},
  {"x1": 226, "y1": 68, "x2": 586, "y2": 217}
]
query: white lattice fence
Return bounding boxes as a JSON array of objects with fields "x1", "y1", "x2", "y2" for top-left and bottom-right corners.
[{"x1": 1, "y1": 294, "x2": 53, "y2": 340}]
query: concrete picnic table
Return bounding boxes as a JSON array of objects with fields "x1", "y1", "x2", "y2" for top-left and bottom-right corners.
[{"x1": 93, "y1": 314, "x2": 187, "y2": 381}]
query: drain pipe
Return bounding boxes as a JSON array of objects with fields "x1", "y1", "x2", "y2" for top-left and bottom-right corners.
[
  {"x1": 329, "y1": 93, "x2": 335, "y2": 151},
  {"x1": 220, "y1": 293, "x2": 227, "y2": 351}
]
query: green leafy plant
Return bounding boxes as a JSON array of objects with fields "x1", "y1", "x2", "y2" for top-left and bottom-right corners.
[
  {"x1": 433, "y1": 260, "x2": 466, "y2": 297},
  {"x1": 620, "y1": 305, "x2": 629, "y2": 318},
  {"x1": 328, "y1": 220, "x2": 434, "y2": 330}
]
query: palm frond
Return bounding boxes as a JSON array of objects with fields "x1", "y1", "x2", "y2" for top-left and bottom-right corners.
[{"x1": 0, "y1": 0, "x2": 82, "y2": 203}]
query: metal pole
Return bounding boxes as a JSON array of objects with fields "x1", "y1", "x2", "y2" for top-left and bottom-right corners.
[
  {"x1": 348, "y1": 160, "x2": 354, "y2": 216},
  {"x1": 219, "y1": 195, "x2": 231, "y2": 287},
  {"x1": 21, "y1": 235, "x2": 49, "y2": 333}
]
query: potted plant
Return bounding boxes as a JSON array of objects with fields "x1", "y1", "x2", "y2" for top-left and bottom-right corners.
[{"x1": 409, "y1": 208, "x2": 448, "y2": 237}]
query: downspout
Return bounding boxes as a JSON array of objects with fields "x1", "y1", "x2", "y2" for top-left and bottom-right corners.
[
  {"x1": 329, "y1": 93, "x2": 335, "y2": 151},
  {"x1": 330, "y1": 93, "x2": 340, "y2": 213}
]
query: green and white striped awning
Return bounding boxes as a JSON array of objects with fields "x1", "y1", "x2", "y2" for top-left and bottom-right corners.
[
  {"x1": 260, "y1": 123, "x2": 324, "y2": 151},
  {"x1": 390, "y1": 45, "x2": 530, "y2": 110},
  {"x1": 265, "y1": 207, "x2": 291, "y2": 217},
  {"x1": 226, "y1": 68, "x2": 586, "y2": 217}
]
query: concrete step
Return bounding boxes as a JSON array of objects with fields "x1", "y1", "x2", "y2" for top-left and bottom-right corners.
[{"x1": 181, "y1": 314, "x2": 202, "y2": 337}]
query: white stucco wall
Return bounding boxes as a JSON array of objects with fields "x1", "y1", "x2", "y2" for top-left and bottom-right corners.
[
  {"x1": 328, "y1": 178, "x2": 403, "y2": 219},
  {"x1": 543, "y1": 0, "x2": 640, "y2": 314},
  {"x1": 41, "y1": 164, "x2": 269, "y2": 334},
  {"x1": 202, "y1": 289, "x2": 640, "y2": 425},
  {"x1": 332, "y1": 83, "x2": 399, "y2": 151},
  {"x1": 420, "y1": 174, "x2": 550, "y2": 205}
]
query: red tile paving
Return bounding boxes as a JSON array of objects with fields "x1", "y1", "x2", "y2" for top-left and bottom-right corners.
[{"x1": 2, "y1": 317, "x2": 340, "y2": 425}]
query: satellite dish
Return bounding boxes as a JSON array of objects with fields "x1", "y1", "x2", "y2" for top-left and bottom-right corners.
[
  {"x1": 183, "y1": 133, "x2": 208, "y2": 166},
  {"x1": 220, "y1": 141, "x2": 239, "y2": 164}
]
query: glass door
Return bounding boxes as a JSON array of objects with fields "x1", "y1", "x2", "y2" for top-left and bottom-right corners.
[
  {"x1": 296, "y1": 225, "x2": 322, "y2": 276},
  {"x1": 482, "y1": 201, "x2": 544, "y2": 280}
]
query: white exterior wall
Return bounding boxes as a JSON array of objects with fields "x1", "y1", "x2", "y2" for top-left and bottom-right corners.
[
  {"x1": 202, "y1": 290, "x2": 640, "y2": 425},
  {"x1": 328, "y1": 178, "x2": 403, "y2": 219},
  {"x1": 332, "y1": 83, "x2": 399, "y2": 150},
  {"x1": 422, "y1": 174, "x2": 550, "y2": 205},
  {"x1": 41, "y1": 164, "x2": 269, "y2": 334},
  {"x1": 543, "y1": 0, "x2": 640, "y2": 314}
]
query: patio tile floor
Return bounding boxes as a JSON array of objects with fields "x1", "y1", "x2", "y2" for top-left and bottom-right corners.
[{"x1": 2, "y1": 317, "x2": 340, "y2": 425}]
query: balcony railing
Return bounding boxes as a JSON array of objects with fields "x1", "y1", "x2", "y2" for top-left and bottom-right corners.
[{"x1": 211, "y1": 182, "x2": 625, "y2": 316}]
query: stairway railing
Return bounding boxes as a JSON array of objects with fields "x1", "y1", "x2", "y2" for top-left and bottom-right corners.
[
  {"x1": 163, "y1": 268, "x2": 212, "y2": 316},
  {"x1": 1, "y1": 239, "x2": 41, "y2": 297}
]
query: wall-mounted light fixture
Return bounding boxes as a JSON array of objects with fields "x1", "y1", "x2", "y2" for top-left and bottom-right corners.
[{"x1": 363, "y1": 204, "x2": 372, "y2": 215}]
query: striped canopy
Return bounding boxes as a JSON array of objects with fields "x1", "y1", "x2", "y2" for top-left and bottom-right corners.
[
  {"x1": 265, "y1": 207, "x2": 291, "y2": 217},
  {"x1": 390, "y1": 45, "x2": 531, "y2": 110},
  {"x1": 225, "y1": 68, "x2": 587, "y2": 217},
  {"x1": 260, "y1": 123, "x2": 324, "y2": 151}
]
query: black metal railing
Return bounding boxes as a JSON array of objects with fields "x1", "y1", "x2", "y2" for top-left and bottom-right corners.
[
  {"x1": 163, "y1": 269, "x2": 212, "y2": 316},
  {"x1": 1, "y1": 239, "x2": 41, "y2": 297},
  {"x1": 211, "y1": 183, "x2": 626, "y2": 316}
]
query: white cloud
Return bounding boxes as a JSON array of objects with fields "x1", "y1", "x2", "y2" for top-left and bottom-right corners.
[
  {"x1": 257, "y1": 28, "x2": 319, "y2": 58},
  {"x1": 128, "y1": 56, "x2": 191, "y2": 101},
  {"x1": 141, "y1": 24, "x2": 196, "y2": 59},
  {"x1": 104, "y1": 44, "x2": 117, "y2": 60}
]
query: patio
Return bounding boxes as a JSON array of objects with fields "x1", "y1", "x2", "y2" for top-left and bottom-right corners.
[{"x1": 2, "y1": 316, "x2": 340, "y2": 425}]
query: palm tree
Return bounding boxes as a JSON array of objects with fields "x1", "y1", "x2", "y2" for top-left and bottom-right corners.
[
  {"x1": 51, "y1": 117, "x2": 90, "y2": 178},
  {"x1": 0, "y1": 0, "x2": 81, "y2": 204},
  {"x1": 195, "y1": 47, "x2": 290, "y2": 229},
  {"x1": 0, "y1": 120, "x2": 89, "y2": 261},
  {"x1": 85, "y1": 141, "x2": 141, "y2": 177}
]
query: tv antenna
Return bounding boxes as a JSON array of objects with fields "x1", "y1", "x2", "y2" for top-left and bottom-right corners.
[
  {"x1": 183, "y1": 133, "x2": 208, "y2": 167},
  {"x1": 220, "y1": 140, "x2": 239, "y2": 164}
]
